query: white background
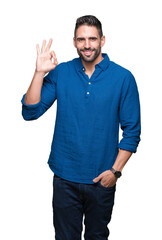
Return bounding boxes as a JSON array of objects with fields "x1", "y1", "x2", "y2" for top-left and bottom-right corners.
[{"x1": 0, "y1": 0, "x2": 162, "y2": 239}]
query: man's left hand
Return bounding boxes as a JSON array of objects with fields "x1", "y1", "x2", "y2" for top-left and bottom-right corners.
[{"x1": 93, "y1": 170, "x2": 117, "y2": 187}]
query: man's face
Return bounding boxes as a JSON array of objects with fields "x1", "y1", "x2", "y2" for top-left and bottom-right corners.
[{"x1": 73, "y1": 25, "x2": 105, "y2": 63}]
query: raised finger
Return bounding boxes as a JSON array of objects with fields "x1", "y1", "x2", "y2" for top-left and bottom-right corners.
[
  {"x1": 45, "y1": 38, "x2": 53, "y2": 52},
  {"x1": 36, "y1": 44, "x2": 40, "y2": 55},
  {"x1": 41, "y1": 39, "x2": 46, "y2": 53}
]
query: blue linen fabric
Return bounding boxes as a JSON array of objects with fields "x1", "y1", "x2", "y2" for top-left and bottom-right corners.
[{"x1": 21, "y1": 53, "x2": 141, "y2": 184}]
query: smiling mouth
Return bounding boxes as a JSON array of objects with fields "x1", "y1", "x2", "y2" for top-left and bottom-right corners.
[{"x1": 82, "y1": 50, "x2": 94, "y2": 57}]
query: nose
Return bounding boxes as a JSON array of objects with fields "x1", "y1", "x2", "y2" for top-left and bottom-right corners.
[{"x1": 84, "y1": 39, "x2": 90, "y2": 49}]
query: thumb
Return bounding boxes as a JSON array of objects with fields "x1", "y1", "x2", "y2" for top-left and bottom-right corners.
[{"x1": 93, "y1": 175, "x2": 102, "y2": 183}]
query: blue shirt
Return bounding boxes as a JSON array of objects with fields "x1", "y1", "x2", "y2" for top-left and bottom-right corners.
[{"x1": 21, "y1": 53, "x2": 141, "y2": 184}]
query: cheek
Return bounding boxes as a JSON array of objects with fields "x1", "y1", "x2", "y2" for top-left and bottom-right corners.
[
  {"x1": 92, "y1": 42, "x2": 100, "y2": 50},
  {"x1": 76, "y1": 43, "x2": 84, "y2": 50}
]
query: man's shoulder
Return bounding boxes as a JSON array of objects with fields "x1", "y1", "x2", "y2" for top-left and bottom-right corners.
[
  {"x1": 109, "y1": 60, "x2": 132, "y2": 78},
  {"x1": 109, "y1": 60, "x2": 137, "y2": 89}
]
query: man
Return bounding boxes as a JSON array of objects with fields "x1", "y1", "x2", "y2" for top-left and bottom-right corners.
[{"x1": 21, "y1": 15, "x2": 141, "y2": 240}]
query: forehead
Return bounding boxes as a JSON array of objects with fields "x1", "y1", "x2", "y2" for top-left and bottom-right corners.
[{"x1": 75, "y1": 25, "x2": 99, "y2": 38}]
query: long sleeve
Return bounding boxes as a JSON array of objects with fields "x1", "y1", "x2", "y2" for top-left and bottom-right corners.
[
  {"x1": 21, "y1": 68, "x2": 57, "y2": 120},
  {"x1": 118, "y1": 72, "x2": 141, "y2": 153}
]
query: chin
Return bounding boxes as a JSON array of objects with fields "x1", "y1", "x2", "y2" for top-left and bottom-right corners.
[{"x1": 80, "y1": 54, "x2": 96, "y2": 63}]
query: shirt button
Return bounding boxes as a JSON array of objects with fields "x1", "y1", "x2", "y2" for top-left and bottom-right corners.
[
  {"x1": 88, "y1": 82, "x2": 91, "y2": 85},
  {"x1": 87, "y1": 92, "x2": 90, "y2": 95}
]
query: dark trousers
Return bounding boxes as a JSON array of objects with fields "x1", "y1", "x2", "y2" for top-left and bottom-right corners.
[{"x1": 52, "y1": 174, "x2": 116, "y2": 240}]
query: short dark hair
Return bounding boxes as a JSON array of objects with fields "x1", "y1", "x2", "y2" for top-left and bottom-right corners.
[{"x1": 74, "y1": 15, "x2": 103, "y2": 38}]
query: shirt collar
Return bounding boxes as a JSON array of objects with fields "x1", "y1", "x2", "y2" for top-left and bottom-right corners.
[{"x1": 74, "y1": 53, "x2": 110, "y2": 72}]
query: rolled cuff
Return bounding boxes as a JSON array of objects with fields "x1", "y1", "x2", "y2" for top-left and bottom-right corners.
[
  {"x1": 21, "y1": 94, "x2": 41, "y2": 108},
  {"x1": 118, "y1": 142, "x2": 138, "y2": 153}
]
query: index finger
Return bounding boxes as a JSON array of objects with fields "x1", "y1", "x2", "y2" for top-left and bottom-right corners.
[
  {"x1": 36, "y1": 44, "x2": 40, "y2": 55},
  {"x1": 45, "y1": 38, "x2": 53, "y2": 52}
]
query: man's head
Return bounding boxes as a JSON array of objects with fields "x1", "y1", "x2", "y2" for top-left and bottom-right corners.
[{"x1": 73, "y1": 15, "x2": 105, "y2": 63}]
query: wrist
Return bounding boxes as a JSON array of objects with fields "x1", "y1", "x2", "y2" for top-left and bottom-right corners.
[
  {"x1": 110, "y1": 167, "x2": 122, "y2": 179},
  {"x1": 34, "y1": 69, "x2": 46, "y2": 78}
]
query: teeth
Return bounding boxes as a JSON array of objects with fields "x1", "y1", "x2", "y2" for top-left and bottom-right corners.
[{"x1": 84, "y1": 51, "x2": 92, "y2": 55}]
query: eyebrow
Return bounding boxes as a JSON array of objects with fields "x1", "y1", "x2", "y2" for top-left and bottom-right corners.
[
  {"x1": 76, "y1": 37, "x2": 98, "y2": 40},
  {"x1": 76, "y1": 37, "x2": 85, "y2": 40}
]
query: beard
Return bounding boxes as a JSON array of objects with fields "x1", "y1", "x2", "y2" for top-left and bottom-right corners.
[{"x1": 77, "y1": 46, "x2": 101, "y2": 63}]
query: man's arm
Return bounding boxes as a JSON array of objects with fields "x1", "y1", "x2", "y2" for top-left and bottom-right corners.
[
  {"x1": 93, "y1": 72, "x2": 141, "y2": 186},
  {"x1": 112, "y1": 149, "x2": 132, "y2": 172},
  {"x1": 24, "y1": 39, "x2": 57, "y2": 105},
  {"x1": 24, "y1": 71, "x2": 45, "y2": 105},
  {"x1": 21, "y1": 39, "x2": 58, "y2": 120},
  {"x1": 93, "y1": 149, "x2": 132, "y2": 187},
  {"x1": 118, "y1": 72, "x2": 141, "y2": 153}
]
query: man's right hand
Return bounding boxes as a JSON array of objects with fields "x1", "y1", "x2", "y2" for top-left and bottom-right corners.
[
  {"x1": 36, "y1": 39, "x2": 58, "y2": 75},
  {"x1": 23, "y1": 39, "x2": 58, "y2": 105}
]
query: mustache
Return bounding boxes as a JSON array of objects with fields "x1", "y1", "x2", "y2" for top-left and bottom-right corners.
[{"x1": 80, "y1": 48, "x2": 95, "y2": 51}]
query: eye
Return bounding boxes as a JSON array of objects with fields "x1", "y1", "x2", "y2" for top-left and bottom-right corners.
[
  {"x1": 77, "y1": 38, "x2": 84, "y2": 42},
  {"x1": 90, "y1": 37, "x2": 97, "y2": 41}
]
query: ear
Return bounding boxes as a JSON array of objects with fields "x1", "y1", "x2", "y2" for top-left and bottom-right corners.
[
  {"x1": 73, "y1": 37, "x2": 76, "y2": 48},
  {"x1": 101, "y1": 35, "x2": 105, "y2": 48}
]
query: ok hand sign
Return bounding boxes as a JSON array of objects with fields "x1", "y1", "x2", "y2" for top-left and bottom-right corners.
[{"x1": 36, "y1": 39, "x2": 58, "y2": 74}]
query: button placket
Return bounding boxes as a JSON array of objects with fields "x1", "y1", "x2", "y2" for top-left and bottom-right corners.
[
  {"x1": 80, "y1": 67, "x2": 101, "y2": 99},
  {"x1": 80, "y1": 69, "x2": 92, "y2": 98},
  {"x1": 85, "y1": 80, "x2": 92, "y2": 98}
]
